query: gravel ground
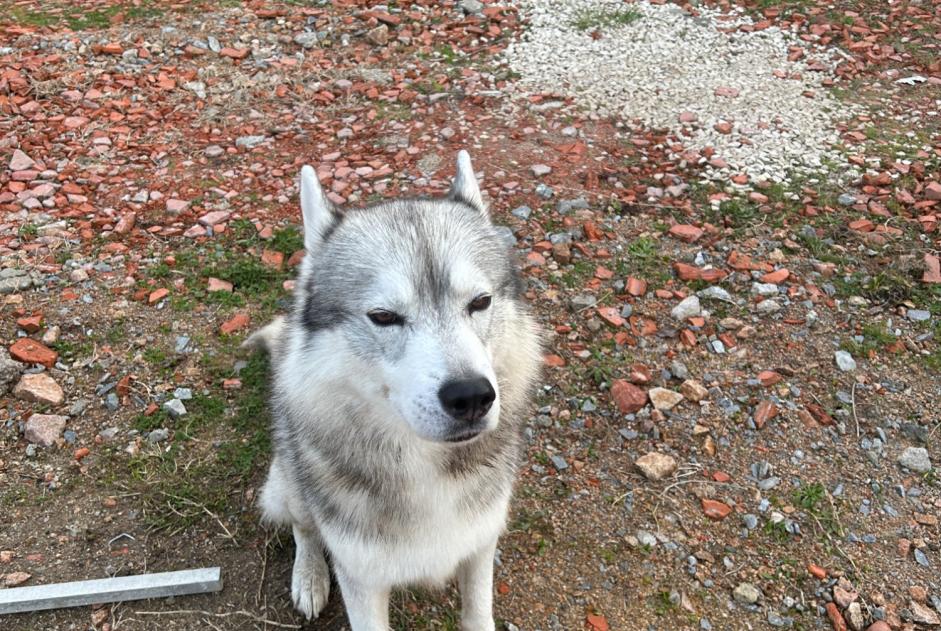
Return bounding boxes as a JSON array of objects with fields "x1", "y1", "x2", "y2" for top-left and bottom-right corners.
[
  {"x1": 0, "y1": 1, "x2": 940, "y2": 631},
  {"x1": 505, "y1": 0, "x2": 860, "y2": 184}
]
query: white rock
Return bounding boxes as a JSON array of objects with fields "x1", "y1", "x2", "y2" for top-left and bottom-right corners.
[
  {"x1": 648, "y1": 387, "x2": 684, "y2": 411},
  {"x1": 898, "y1": 447, "x2": 931, "y2": 473},
  {"x1": 670, "y1": 296, "x2": 701, "y2": 321},
  {"x1": 756, "y1": 299, "x2": 781, "y2": 315},
  {"x1": 163, "y1": 398, "x2": 187, "y2": 418},
  {"x1": 10, "y1": 149, "x2": 36, "y2": 171},
  {"x1": 635, "y1": 452, "x2": 677, "y2": 481},
  {"x1": 531, "y1": 164, "x2": 552, "y2": 177},
  {"x1": 13, "y1": 373, "x2": 64, "y2": 406},
  {"x1": 733, "y1": 582, "x2": 761, "y2": 604},
  {"x1": 834, "y1": 350, "x2": 856, "y2": 372}
]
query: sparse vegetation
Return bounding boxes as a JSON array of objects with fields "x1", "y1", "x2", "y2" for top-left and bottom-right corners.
[{"x1": 571, "y1": 7, "x2": 641, "y2": 31}]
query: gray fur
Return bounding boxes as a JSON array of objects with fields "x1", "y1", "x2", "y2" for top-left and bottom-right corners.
[{"x1": 252, "y1": 152, "x2": 541, "y2": 628}]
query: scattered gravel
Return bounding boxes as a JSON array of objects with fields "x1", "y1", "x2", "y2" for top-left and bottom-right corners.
[{"x1": 505, "y1": 0, "x2": 859, "y2": 184}]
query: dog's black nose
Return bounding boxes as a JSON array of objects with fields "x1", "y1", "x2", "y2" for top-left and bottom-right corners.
[{"x1": 438, "y1": 377, "x2": 495, "y2": 423}]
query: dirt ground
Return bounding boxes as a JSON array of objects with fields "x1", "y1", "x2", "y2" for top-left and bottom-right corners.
[{"x1": 1, "y1": 1, "x2": 939, "y2": 630}]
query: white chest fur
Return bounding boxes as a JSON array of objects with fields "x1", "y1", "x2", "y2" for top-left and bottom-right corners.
[{"x1": 320, "y1": 464, "x2": 512, "y2": 590}]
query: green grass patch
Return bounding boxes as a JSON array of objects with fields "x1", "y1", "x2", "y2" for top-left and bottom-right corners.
[
  {"x1": 616, "y1": 235, "x2": 671, "y2": 283},
  {"x1": 270, "y1": 226, "x2": 304, "y2": 255},
  {"x1": 705, "y1": 199, "x2": 759, "y2": 232},
  {"x1": 2, "y1": 1, "x2": 164, "y2": 30},
  {"x1": 558, "y1": 259, "x2": 595, "y2": 289},
  {"x1": 17, "y1": 223, "x2": 38, "y2": 240},
  {"x1": 842, "y1": 322, "x2": 895, "y2": 357},
  {"x1": 128, "y1": 353, "x2": 272, "y2": 534},
  {"x1": 571, "y1": 7, "x2": 641, "y2": 31},
  {"x1": 793, "y1": 482, "x2": 825, "y2": 511},
  {"x1": 652, "y1": 590, "x2": 677, "y2": 616}
]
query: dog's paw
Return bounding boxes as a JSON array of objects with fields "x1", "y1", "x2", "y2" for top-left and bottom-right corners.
[{"x1": 291, "y1": 551, "x2": 331, "y2": 619}]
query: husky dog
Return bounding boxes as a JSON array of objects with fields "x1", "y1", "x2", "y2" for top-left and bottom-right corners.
[{"x1": 247, "y1": 151, "x2": 541, "y2": 630}]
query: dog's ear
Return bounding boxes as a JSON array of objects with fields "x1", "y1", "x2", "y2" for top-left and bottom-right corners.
[
  {"x1": 299, "y1": 165, "x2": 337, "y2": 250},
  {"x1": 448, "y1": 150, "x2": 487, "y2": 215}
]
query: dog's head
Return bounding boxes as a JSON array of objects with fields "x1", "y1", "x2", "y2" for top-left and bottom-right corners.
[{"x1": 294, "y1": 151, "x2": 523, "y2": 444}]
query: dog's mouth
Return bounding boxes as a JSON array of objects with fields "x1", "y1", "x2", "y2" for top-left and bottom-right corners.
[{"x1": 443, "y1": 429, "x2": 484, "y2": 444}]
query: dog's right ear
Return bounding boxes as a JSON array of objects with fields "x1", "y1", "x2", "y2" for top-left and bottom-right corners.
[{"x1": 299, "y1": 165, "x2": 336, "y2": 250}]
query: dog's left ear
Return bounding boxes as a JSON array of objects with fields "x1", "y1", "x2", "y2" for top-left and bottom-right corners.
[{"x1": 448, "y1": 150, "x2": 487, "y2": 215}]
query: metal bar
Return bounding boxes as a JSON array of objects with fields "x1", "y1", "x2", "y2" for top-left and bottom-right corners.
[{"x1": 0, "y1": 567, "x2": 222, "y2": 615}]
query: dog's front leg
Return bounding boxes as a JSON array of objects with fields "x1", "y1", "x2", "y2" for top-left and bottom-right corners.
[
  {"x1": 457, "y1": 539, "x2": 498, "y2": 631},
  {"x1": 291, "y1": 524, "x2": 331, "y2": 620},
  {"x1": 336, "y1": 566, "x2": 391, "y2": 631}
]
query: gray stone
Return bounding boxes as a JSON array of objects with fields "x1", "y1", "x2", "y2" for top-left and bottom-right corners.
[
  {"x1": 742, "y1": 514, "x2": 758, "y2": 530},
  {"x1": 670, "y1": 361, "x2": 689, "y2": 380},
  {"x1": 163, "y1": 398, "x2": 187, "y2": 419},
  {"x1": 756, "y1": 299, "x2": 781, "y2": 315},
  {"x1": 838, "y1": 193, "x2": 857, "y2": 206},
  {"x1": 511, "y1": 205, "x2": 532, "y2": 220},
  {"x1": 550, "y1": 455, "x2": 568, "y2": 471},
  {"x1": 147, "y1": 428, "x2": 170, "y2": 443},
  {"x1": 24, "y1": 414, "x2": 67, "y2": 447},
  {"x1": 845, "y1": 602, "x2": 865, "y2": 631},
  {"x1": 697, "y1": 286, "x2": 734, "y2": 302},
  {"x1": 104, "y1": 392, "x2": 120, "y2": 412},
  {"x1": 459, "y1": 0, "x2": 484, "y2": 13},
  {"x1": 670, "y1": 296, "x2": 701, "y2": 321},
  {"x1": 207, "y1": 36, "x2": 221, "y2": 53},
  {"x1": 531, "y1": 164, "x2": 552, "y2": 177},
  {"x1": 835, "y1": 350, "x2": 857, "y2": 372},
  {"x1": 69, "y1": 399, "x2": 89, "y2": 416},
  {"x1": 752, "y1": 282, "x2": 779, "y2": 296},
  {"x1": 175, "y1": 336, "x2": 191, "y2": 354},
  {"x1": 0, "y1": 348, "x2": 22, "y2": 395},
  {"x1": 636, "y1": 530, "x2": 657, "y2": 547},
  {"x1": 0, "y1": 269, "x2": 37, "y2": 294},
  {"x1": 733, "y1": 582, "x2": 761, "y2": 604},
  {"x1": 184, "y1": 81, "x2": 206, "y2": 99},
  {"x1": 535, "y1": 183, "x2": 553, "y2": 199},
  {"x1": 907, "y1": 309, "x2": 930, "y2": 322},
  {"x1": 173, "y1": 388, "x2": 193, "y2": 401},
  {"x1": 898, "y1": 447, "x2": 931, "y2": 473},
  {"x1": 557, "y1": 198, "x2": 588, "y2": 214},
  {"x1": 293, "y1": 32, "x2": 319, "y2": 49},
  {"x1": 236, "y1": 135, "x2": 268, "y2": 149},
  {"x1": 204, "y1": 145, "x2": 225, "y2": 158}
]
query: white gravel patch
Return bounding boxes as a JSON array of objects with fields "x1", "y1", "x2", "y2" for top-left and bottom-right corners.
[{"x1": 504, "y1": 0, "x2": 861, "y2": 185}]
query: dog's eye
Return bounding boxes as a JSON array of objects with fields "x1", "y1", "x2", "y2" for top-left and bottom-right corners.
[
  {"x1": 368, "y1": 310, "x2": 404, "y2": 326},
  {"x1": 468, "y1": 294, "x2": 492, "y2": 314}
]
